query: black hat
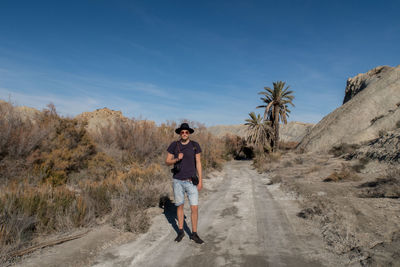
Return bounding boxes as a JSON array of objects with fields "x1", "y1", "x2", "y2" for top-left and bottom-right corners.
[{"x1": 175, "y1": 123, "x2": 194, "y2": 134}]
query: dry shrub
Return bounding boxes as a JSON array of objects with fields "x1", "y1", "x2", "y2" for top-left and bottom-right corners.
[
  {"x1": 279, "y1": 141, "x2": 299, "y2": 151},
  {"x1": 252, "y1": 151, "x2": 281, "y2": 173},
  {"x1": 294, "y1": 157, "x2": 304, "y2": 165},
  {"x1": 99, "y1": 162, "x2": 170, "y2": 232},
  {"x1": 91, "y1": 117, "x2": 226, "y2": 171},
  {"x1": 222, "y1": 134, "x2": 252, "y2": 160},
  {"x1": 192, "y1": 127, "x2": 226, "y2": 170},
  {"x1": 268, "y1": 152, "x2": 282, "y2": 162},
  {"x1": 270, "y1": 175, "x2": 282, "y2": 184},
  {"x1": 29, "y1": 117, "x2": 97, "y2": 186},
  {"x1": 297, "y1": 206, "x2": 322, "y2": 219},
  {"x1": 0, "y1": 184, "x2": 89, "y2": 257},
  {"x1": 252, "y1": 152, "x2": 268, "y2": 172},
  {"x1": 351, "y1": 157, "x2": 370, "y2": 173},
  {"x1": 0, "y1": 162, "x2": 170, "y2": 258},
  {"x1": 0, "y1": 102, "x2": 51, "y2": 181},
  {"x1": 0, "y1": 102, "x2": 105, "y2": 185},
  {"x1": 323, "y1": 165, "x2": 360, "y2": 182},
  {"x1": 0, "y1": 102, "x2": 47, "y2": 161},
  {"x1": 329, "y1": 143, "x2": 360, "y2": 157},
  {"x1": 307, "y1": 165, "x2": 321, "y2": 173},
  {"x1": 0, "y1": 101, "x2": 229, "y2": 260},
  {"x1": 283, "y1": 160, "x2": 293, "y2": 168},
  {"x1": 357, "y1": 169, "x2": 400, "y2": 198},
  {"x1": 91, "y1": 118, "x2": 174, "y2": 164}
]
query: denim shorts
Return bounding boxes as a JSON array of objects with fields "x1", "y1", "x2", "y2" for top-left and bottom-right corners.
[{"x1": 173, "y1": 179, "x2": 198, "y2": 206}]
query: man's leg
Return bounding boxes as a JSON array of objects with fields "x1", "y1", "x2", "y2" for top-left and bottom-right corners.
[
  {"x1": 177, "y1": 204, "x2": 184, "y2": 230},
  {"x1": 190, "y1": 205, "x2": 198, "y2": 232},
  {"x1": 186, "y1": 183, "x2": 203, "y2": 244},
  {"x1": 173, "y1": 179, "x2": 185, "y2": 242}
]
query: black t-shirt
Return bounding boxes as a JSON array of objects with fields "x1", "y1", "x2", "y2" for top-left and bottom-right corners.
[{"x1": 167, "y1": 140, "x2": 202, "y2": 180}]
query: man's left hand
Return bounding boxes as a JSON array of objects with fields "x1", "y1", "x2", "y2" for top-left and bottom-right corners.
[{"x1": 197, "y1": 181, "x2": 202, "y2": 191}]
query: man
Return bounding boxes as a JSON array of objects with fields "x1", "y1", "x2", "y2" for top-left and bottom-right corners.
[{"x1": 165, "y1": 123, "x2": 204, "y2": 244}]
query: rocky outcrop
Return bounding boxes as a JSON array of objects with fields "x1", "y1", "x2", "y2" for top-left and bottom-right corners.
[
  {"x1": 298, "y1": 65, "x2": 400, "y2": 152},
  {"x1": 207, "y1": 121, "x2": 313, "y2": 142},
  {"x1": 0, "y1": 100, "x2": 41, "y2": 122},
  {"x1": 279, "y1": 121, "x2": 314, "y2": 142},
  {"x1": 76, "y1": 108, "x2": 131, "y2": 134},
  {"x1": 349, "y1": 129, "x2": 400, "y2": 164},
  {"x1": 207, "y1": 124, "x2": 248, "y2": 138},
  {"x1": 343, "y1": 66, "x2": 389, "y2": 104}
]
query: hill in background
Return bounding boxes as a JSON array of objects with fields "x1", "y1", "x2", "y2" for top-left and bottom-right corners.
[
  {"x1": 208, "y1": 121, "x2": 314, "y2": 143},
  {"x1": 298, "y1": 65, "x2": 400, "y2": 153}
]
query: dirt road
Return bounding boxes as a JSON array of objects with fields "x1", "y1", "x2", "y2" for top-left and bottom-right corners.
[{"x1": 91, "y1": 161, "x2": 345, "y2": 267}]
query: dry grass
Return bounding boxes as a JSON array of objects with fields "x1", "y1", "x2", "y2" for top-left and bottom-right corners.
[
  {"x1": 0, "y1": 101, "x2": 231, "y2": 261},
  {"x1": 329, "y1": 143, "x2": 360, "y2": 157},
  {"x1": 305, "y1": 165, "x2": 321, "y2": 174},
  {"x1": 270, "y1": 175, "x2": 282, "y2": 184},
  {"x1": 279, "y1": 141, "x2": 299, "y2": 151},
  {"x1": 252, "y1": 151, "x2": 282, "y2": 172},
  {"x1": 351, "y1": 157, "x2": 370, "y2": 173},
  {"x1": 294, "y1": 157, "x2": 304, "y2": 165},
  {"x1": 357, "y1": 169, "x2": 400, "y2": 198},
  {"x1": 0, "y1": 102, "x2": 47, "y2": 161},
  {"x1": 268, "y1": 152, "x2": 282, "y2": 161},
  {"x1": 323, "y1": 164, "x2": 361, "y2": 182}
]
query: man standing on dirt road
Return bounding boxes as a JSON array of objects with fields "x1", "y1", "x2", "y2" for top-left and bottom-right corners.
[{"x1": 165, "y1": 123, "x2": 204, "y2": 244}]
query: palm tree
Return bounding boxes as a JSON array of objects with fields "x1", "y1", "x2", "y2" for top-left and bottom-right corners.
[
  {"x1": 257, "y1": 81, "x2": 294, "y2": 151},
  {"x1": 244, "y1": 112, "x2": 273, "y2": 151}
]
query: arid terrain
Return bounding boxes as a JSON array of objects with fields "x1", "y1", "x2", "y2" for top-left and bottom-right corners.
[
  {"x1": 261, "y1": 151, "x2": 400, "y2": 266},
  {"x1": 3, "y1": 65, "x2": 400, "y2": 266},
  {"x1": 10, "y1": 149, "x2": 399, "y2": 267},
  {"x1": 9, "y1": 161, "x2": 347, "y2": 267}
]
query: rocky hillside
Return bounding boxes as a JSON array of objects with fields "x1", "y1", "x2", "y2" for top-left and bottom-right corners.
[
  {"x1": 76, "y1": 108, "x2": 131, "y2": 134},
  {"x1": 279, "y1": 121, "x2": 314, "y2": 142},
  {"x1": 348, "y1": 128, "x2": 400, "y2": 164},
  {"x1": 298, "y1": 65, "x2": 400, "y2": 152},
  {"x1": 0, "y1": 100, "x2": 40, "y2": 122},
  {"x1": 208, "y1": 121, "x2": 313, "y2": 143},
  {"x1": 207, "y1": 124, "x2": 248, "y2": 138}
]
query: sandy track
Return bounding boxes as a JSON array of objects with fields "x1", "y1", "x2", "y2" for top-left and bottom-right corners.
[{"x1": 91, "y1": 161, "x2": 344, "y2": 267}]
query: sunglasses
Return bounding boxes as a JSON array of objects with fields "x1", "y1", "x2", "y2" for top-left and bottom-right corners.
[{"x1": 180, "y1": 130, "x2": 189, "y2": 135}]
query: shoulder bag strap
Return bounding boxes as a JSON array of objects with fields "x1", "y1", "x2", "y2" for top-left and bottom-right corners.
[
  {"x1": 191, "y1": 141, "x2": 197, "y2": 168},
  {"x1": 176, "y1": 141, "x2": 181, "y2": 156}
]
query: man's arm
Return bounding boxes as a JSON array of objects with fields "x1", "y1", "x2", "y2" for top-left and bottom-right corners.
[
  {"x1": 195, "y1": 153, "x2": 202, "y2": 191},
  {"x1": 165, "y1": 152, "x2": 183, "y2": 166},
  {"x1": 166, "y1": 153, "x2": 178, "y2": 166}
]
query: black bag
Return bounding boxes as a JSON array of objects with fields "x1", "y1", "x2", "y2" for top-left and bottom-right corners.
[
  {"x1": 192, "y1": 175, "x2": 199, "y2": 185},
  {"x1": 171, "y1": 141, "x2": 181, "y2": 175},
  {"x1": 171, "y1": 162, "x2": 181, "y2": 174}
]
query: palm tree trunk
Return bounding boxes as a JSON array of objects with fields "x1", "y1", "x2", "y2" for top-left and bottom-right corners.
[{"x1": 273, "y1": 105, "x2": 279, "y2": 152}]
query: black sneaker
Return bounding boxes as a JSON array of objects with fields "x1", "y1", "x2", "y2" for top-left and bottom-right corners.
[
  {"x1": 174, "y1": 231, "x2": 185, "y2": 242},
  {"x1": 190, "y1": 232, "x2": 204, "y2": 244}
]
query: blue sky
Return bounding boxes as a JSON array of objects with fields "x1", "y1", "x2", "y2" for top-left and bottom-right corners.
[{"x1": 1, "y1": 0, "x2": 399, "y2": 125}]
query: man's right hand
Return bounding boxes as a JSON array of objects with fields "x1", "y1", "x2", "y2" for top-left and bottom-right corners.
[{"x1": 178, "y1": 153, "x2": 184, "y2": 160}]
